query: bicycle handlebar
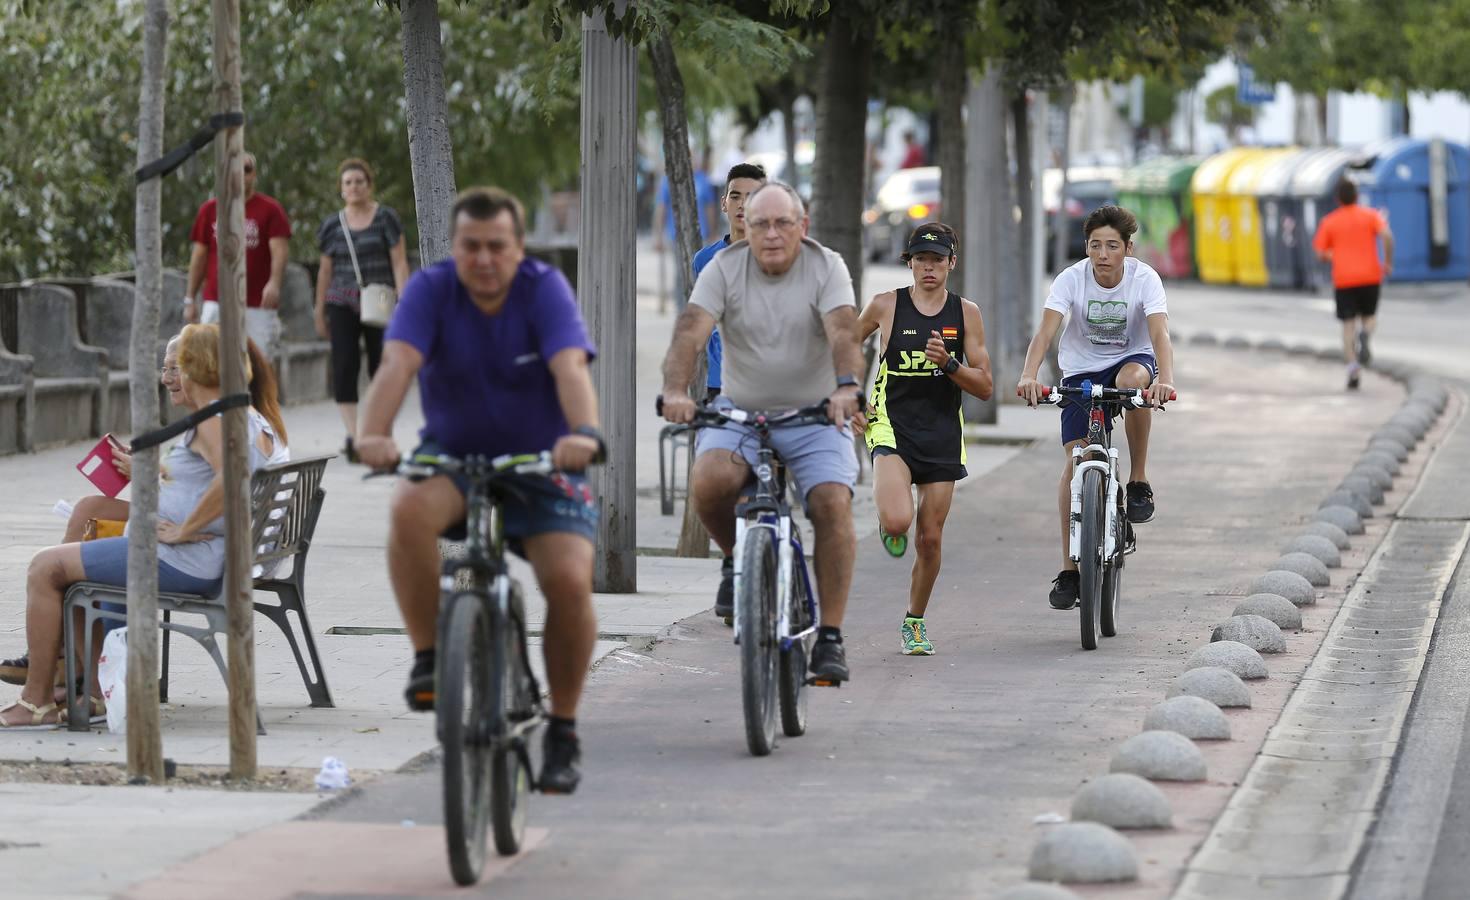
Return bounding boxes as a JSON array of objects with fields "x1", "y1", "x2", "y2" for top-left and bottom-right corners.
[
  {"x1": 362, "y1": 450, "x2": 571, "y2": 481},
  {"x1": 1027, "y1": 384, "x2": 1177, "y2": 408},
  {"x1": 655, "y1": 395, "x2": 833, "y2": 429}
]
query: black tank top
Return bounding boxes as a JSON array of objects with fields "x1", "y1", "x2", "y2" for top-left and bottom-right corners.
[{"x1": 865, "y1": 287, "x2": 966, "y2": 464}]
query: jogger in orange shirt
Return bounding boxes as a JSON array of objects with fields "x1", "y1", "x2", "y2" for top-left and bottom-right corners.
[{"x1": 1312, "y1": 178, "x2": 1395, "y2": 390}]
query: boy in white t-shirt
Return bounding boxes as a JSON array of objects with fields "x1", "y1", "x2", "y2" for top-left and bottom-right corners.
[{"x1": 1016, "y1": 205, "x2": 1177, "y2": 612}]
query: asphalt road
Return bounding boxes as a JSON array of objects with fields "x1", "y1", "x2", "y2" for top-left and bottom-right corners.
[{"x1": 315, "y1": 343, "x2": 1399, "y2": 899}]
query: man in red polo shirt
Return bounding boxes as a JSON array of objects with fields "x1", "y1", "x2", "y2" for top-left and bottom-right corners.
[
  {"x1": 1313, "y1": 177, "x2": 1394, "y2": 390},
  {"x1": 186, "y1": 151, "x2": 292, "y2": 357}
]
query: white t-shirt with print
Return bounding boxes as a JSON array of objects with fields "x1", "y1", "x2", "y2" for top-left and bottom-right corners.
[{"x1": 1045, "y1": 256, "x2": 1168, "y2": 377}]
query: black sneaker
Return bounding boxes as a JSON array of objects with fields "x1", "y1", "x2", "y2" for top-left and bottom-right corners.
[
  {"x1": 539, "y1": 727, "x2": 582, "y2": 795},
  {"x1": 808, "y1": 638, "x2": 849, "y2": 683},
  {"x1": 1049, "y1": 570, "x2": 1080, "y2": 610},
  {"x1": 714, "y1": 557, "x2": 734, "y2": 621},
  {"x1": 404, "y1": 659, "x2": 435, "y2": 712},
  {"x1": 1357, "y1": 331, "x2": 1372, "y2": 367},
  {"x1": 1347, "y1": 370, "x2": 1361, "y2": 390},
  {"x1": 1125, "y1": 481, "x2": 1155, "y2": 524},
  {"x1": 343, "y1": 436, "x2": 360, "y2": 465}
]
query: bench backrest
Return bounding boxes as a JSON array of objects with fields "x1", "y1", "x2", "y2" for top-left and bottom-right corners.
[{"x1": 250, "y1": 455, "x2": 330, "y2": 569}]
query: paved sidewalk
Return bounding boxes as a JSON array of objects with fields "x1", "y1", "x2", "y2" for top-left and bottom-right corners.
[{"x1": 0, "y1": 264, "x2": 1046, "y2": 899}]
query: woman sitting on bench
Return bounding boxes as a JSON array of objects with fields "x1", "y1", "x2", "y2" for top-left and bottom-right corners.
[
  {"x1": 0, "y1": 324, "x2": 285, "y2": 729},
  {"x1": 0, "y1": 335, "x2": 290, "y2": 691}
]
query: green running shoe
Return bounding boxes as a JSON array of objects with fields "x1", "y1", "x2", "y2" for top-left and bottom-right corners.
[
  {"x1": 880, "y1": 527, "x2": 908, "y2": 558},
  {"x1": 901, "y1": 616, "x2": 934, "y2": 655}
]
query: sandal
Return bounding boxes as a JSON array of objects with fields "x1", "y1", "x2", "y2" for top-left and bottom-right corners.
[
  {"x1": 0, "y1": 698, "x2": 61, "y2": 730},
  {"x1": 59, "y1": 695, "x2": 107, "y2": 726}
]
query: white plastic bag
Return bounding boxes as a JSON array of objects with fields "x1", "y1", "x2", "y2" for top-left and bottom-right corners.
[{"x1": 97, "y1": 627, "x2": 128, "y2": 734}]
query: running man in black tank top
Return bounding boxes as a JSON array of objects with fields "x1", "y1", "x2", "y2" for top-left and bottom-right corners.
[{"x1": 855, "y1": 223, "x2": 993, "y2": 655}]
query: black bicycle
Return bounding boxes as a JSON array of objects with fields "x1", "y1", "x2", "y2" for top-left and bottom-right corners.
[
  {"x1": 1037, "y1": 383, "x2": 1170, "y2": 650},
  {"x1": 657, "y1": 397, "x2": 830, "y2": 756},
  {"x1": 395, "y1": 451, "x2": 558, "y2": 885}
]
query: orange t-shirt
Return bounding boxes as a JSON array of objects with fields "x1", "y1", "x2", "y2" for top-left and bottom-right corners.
[{"x1": 1312, "y1": 204, "x2": 1387, "y2": 289}]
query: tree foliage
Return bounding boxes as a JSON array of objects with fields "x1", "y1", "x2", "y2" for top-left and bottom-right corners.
[{"x1": 1246, "y1": 0, "x2": 1413, "y2": 98}]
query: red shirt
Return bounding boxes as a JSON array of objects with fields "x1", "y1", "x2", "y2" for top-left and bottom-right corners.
[
  {"x1": 900, "y1": 143, "x2": 928, "y2": 169},
  {"x1": 189, "y1": 193, "x2": 292, "y2": 306},
  {"x1": 1312, "y1": 203, "x2": 1387, "y2": 289}
]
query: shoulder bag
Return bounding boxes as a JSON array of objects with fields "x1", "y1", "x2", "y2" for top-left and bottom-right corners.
[{"x1": 340, "y1": 210, "x2": 397, "y2": 327}]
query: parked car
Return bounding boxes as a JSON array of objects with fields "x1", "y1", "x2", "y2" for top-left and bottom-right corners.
[
  {"x1": 863, "y1": 166, "x2": 941, "y2": 262},
  {"x1": 1044, "y1": 166, "x2": 1121, "y2": 268}
]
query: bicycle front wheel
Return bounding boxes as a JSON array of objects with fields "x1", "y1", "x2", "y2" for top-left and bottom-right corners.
[
  {"x1": 739, "y1": 526, "x2": 780, "y2": 756},
  {"x1": 491, "y1": 581, "x2": 532, "y2": 856},
  {"x1": 439, "y1": 592, "x2": 492, "y2": 885},
  {"x1": 1078, "y1": 468, "x2": 1105, "y2": 651}
]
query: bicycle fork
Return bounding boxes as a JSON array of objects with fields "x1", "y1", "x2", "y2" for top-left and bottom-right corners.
[{"x1": 1067, "y1": 447, "x2": 1121, "y2": 564}]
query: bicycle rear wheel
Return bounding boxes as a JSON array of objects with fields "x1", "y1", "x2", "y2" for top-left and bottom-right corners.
[
  {"x1": 739, "y1": 526, "x2": 779, "y2": 756},
  {"x1": 778, "y1": 556, "x2": 811, "y2": 738},
  {"x1": 439, "y1": 592, "x2": 492, "y2": 886},
  {"x1": 1100, "y1": 493, "x2": 1124, "y2": 638},
  {"x1": 490, "y1": 581, "x2": 532, "y2": 856},
  {"x1": 1078, "y1": 468, "x2": 1105, "y2": 651}
]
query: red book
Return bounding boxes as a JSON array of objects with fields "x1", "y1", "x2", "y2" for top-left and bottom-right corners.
[{"x1": 77, "y1": 434, "x2": 130, "y2": 498}]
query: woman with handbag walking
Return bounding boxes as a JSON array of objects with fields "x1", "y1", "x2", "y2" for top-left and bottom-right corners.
[{"x1": 315, "y1": 157, "x2": 411, "y2": 461}]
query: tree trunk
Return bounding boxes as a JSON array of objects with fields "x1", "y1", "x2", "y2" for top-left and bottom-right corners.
[
  {"x1": 963, "y1": 61, "x2": 1016, "y2": 425},
  {"x1": 780, "y1": 88, "x2": 797, "y2": 186},
  {"x1": 399, "y1": 0, "x2": 457, "y2": 265},
  {"x1": 647, "y1": 29, "x2": 711, "y2": 559},
  {"x1": 1051, "y1": 85, "x2": 1074, "y2": 275},
  {"x1": 810, "y1": 12, "x2": 871, "y2": 303},
  {"x1": 127, "y1": 0, "x2": 169, "y2": 785},
  {"x1": 211, "y1": 0, "x2": 255, "y2": 780},
  {"x1": 1009, "y1": 89, "x2": 1036, "y2": 381},
  {"x1": 935, "y1": 39, "x2": 966, "y2": 296},
  {"x1": 579, "y1": 3, "x2": 637, "y2": 592}
]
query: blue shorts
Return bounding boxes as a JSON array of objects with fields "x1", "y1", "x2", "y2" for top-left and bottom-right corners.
[
  {"x1": 694, "y1": 396, "x2": 858, "y2": 509},
  {"x1": 1060, "y1": 353, "x2": 1157, "y2": 445},
  {"x1": 80, "y1": 537, "x2": 225, "y2": 632},
  {"x1": 414, "y1": 441, "x2": 599, "y2": 554}
]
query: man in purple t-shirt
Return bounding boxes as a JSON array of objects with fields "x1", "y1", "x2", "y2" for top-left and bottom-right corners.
[{"x1": 356, "y1": 187, "x2": 603, "y2": 795}]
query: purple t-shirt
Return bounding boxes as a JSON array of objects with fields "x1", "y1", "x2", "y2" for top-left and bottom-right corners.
[{"x1": 386, "y1": 257, "x2": 595, "y2": 458}]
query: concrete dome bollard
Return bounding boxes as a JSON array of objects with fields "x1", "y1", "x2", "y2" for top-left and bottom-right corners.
[
  {"x1": 1233, "y1": 593, "x2": 1303, "y2": 631},
  {"x1": 1248, "y1": 570, "x2": 1317, "y2": 606},
  {"x1": 1071, "y1": 773, "x2": 1173, "y2": 829},
  {"x1": 1273, "y1": 552, "x2": 1331, "y2": 586},
  {"x1": 1316, "y1": 506, "x2": 1365, "y2": 536},
  {"x1": 1348, "y1": 464, "x2": 1393, "y2": 491},
  {"x1": 1143, "y1": 695, "x2": 1232, "y2": 740},
  {"x1": 1338, "y1": 475, "x2": 1385, "y2": 506},
  {"x1": 1027, "y1": 822, "x2": 1138, "y2": 884},
  {"x1": 1188, "y1": 640, "x2": 1269, "y2": 678},
  {"x1": 1374, "y1": 425, "x2": 1418, "y2": 448},
  {"x1": 1365, "y1": 440, "x2": 1408, "y2": 464},
  {"x1": 1283, "y1": 534, "x2": 1342, "y2": 568},
  {"x1": 1109, "y1": 731, "x2": 1208, "y2": 781},
  {"x1": 1212, "y1": 615, "x2": 1288, "y2": 654},
  {"x1": 1319, "y1": 490, "x2": 1373, "y2": 519},
  {"x1": 1169, "y1": 666, "x2": 1251, "y2": 707},
  {"x1": 995, "y1": 885, "x2": 1085, "y2": 900},
  {"x1": 1303, "y1": 521, "x2": 1352, "y2": 550},
  {"x1": 1388, "y1": 413, "x2": 1431, "y2": 436}
]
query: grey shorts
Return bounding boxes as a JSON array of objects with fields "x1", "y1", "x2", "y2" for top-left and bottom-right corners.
[{"x1": 694, "y1": 399, "x2": 859, "y2": 504}]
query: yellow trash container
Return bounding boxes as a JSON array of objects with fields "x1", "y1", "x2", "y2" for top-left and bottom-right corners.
[{"x1": 1191, "y1": 148, "x2": 1261, "y2": 284}]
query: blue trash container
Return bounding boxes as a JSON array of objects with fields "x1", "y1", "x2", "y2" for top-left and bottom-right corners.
[{"x1": 1345, "y1": 138, "x2": 1470, "y2": 282}]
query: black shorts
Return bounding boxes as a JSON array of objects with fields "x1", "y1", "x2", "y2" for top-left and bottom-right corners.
[
  {"x1": 870, "y1": 446, "x2": 967, "y2": 485},
  {"x1": 1335, "y1": 284, "x2": 1380, "y2": 320}
]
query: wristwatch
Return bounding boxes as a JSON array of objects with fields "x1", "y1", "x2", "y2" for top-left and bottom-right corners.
[
  {"x1": 572, "y1": 425, "x2": 607, "y2": 461},
  {"x1": 942, "y1": 356, "x2": 960, "y2": 376},
  {"x1": 835, "y1": 375, "x2": 861, "y2": 392}
]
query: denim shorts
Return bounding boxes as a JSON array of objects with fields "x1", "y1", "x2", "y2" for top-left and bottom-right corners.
[
  {"x1": 1060, "y1": 353, "x2": 1157, "y2": 445},
  {"x1": 80, "y1": 537, "x2": 225, "y2": 632},
  {"x1": 694, "y1": 397, "x2": 858, "y2": 506},
  {"x1": 414, "y1": 441, "x2": 599, "y2": 553}
]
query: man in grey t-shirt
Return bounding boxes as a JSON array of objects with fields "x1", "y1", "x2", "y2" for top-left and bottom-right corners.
[{"x1": 660, "y1": 182, "x2": 864, "y2": 683}]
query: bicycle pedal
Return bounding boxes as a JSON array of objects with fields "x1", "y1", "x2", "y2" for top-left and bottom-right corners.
[{"x1": 805, "y1": 677, "x2": 841, "y2": 688}]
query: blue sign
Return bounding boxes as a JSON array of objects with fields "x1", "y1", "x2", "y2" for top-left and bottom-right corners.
[{"x1": 1237, "y1": 63, "x2": 1276, "y2": 106}]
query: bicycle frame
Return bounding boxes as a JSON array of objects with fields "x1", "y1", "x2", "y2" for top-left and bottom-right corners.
[
  {"x1": 1060, "y1": 380, "x2": 1141, "y2": 566},
  {"x1": 732, "y1": 446, "x2": 819, "y2": 651}
]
